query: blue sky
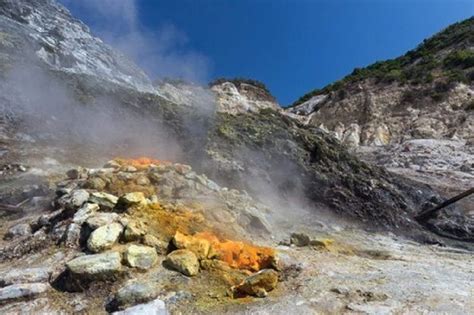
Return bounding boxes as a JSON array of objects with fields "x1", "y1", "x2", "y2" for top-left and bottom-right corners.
[{"x1": 61, "y1": 0, "x2": 473, "y2": 105}]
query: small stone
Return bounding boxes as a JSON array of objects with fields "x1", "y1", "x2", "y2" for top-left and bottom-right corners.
[
  {"x1": 114, "y1": 282, "x2": 159, "y2": 309},
  {"x1": 4, "y1": 223, "x2": 32, "y2": 239},
  {"x1": 136, "y1": 176, "x2": 151, "y2": 186},
  {"x1": 87, "y1": 223, "x2": 123, "y2": 253},
  {"x1": 86, "y1": 212, "x2": 120, "y2": 230},
  {"x1": 143, "y1": 234, "x2": 168, "y2": 254},
  {"x1": 89, "y1": 192, "x2": 118, "y2": 209},
  {"x1": 18, "y1": 165, "x2": 27, "y2": 172},
  {"x1": 123, "y1": 220, "x2": 146, "y2": 242},
  {"x1": 309, "y1": 238, "x2": 334, "y2": 250},
  {"x1": 0, "y1": 283, "x2": 50, "y2": 302},
  {"x1": 66, "y1": 252, "x2": 122, "y2": 281},
  {"x1": 164, "y1": 250, "x2": 199, "y2": 276},
  {"x1": 84, "y1": 177, "x2": 107, "y2": 190},
  {"x1": 104, "y1": 160, "x2": 121, "y2": 169},
  {"x1": 290, "y1": 233, "x2": 311, "y2": 247},
  {"x1": 231, "y1": 269, "x2": 279, "y2": 298},
  {"x1": 124, "y1": 245, "x2": 158, "y2": 270},
  {"x1": 121, "y1": 166, "x2": 137, "y2": 173},
  {"x1": 112, "y1": 298, "x2": 167, "y2": 315},
  {"x1": 118, "y1": 192, "x2": 147, "y2": 208},
  {"x1": 72, "y1": 203, "x2": 99, "y2": 224},
  {"x1": 0, "y1": 268, "x2": 51, "y2": 287},
  {"x1": 66, "y1": 167, "x2": 88, "y2": 180},
  {"x1": 63, "y1": 223, "x2": 82, "y2": 248},
  {"x1": 62, "y1": 189, "x2": 90, "y2": 210}
]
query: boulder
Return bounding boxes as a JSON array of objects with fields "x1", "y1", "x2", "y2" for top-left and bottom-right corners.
[
  {"x1": 62, "y1": 223, "x2": 82, "y2": 248},
  {"x1": 124, "y1": 245, "x2": 158, "y2": 270},
  {"x1": 85, "y1": 212, "x2": 120, "y2": 230},
  {"x1": 143, "y1": 234, "x2": 168, "y2": 254},
  {"x1": 136, "y1": 176, "x2": 151, "y2": 186},
  {"x1": 114, "y1": 282, "x2": 159, "y2": 309},
  {"x1": 0, "y1": 283, "x2": 50, "y2": 302},
  {"x1": 290, "y1": 233, "x2": 311, "y2": 247},
  {"x1": 66, "y1": 167, "x2": 88, "y2": 180},
  {"x1": 66, "y1": 252, "x2": 122, "y2": 281},
  {"x1": 84, "y1": 177, "x2": 107, "y2": 190},
  {"x1": 57, "y1": 189, "x2": 90, "y2": 210},
  {"x1": 0, "y1": 267, "x2": 51, "y2": 287},
  {"x1": 123, "y1": 220, "x2": 146, "y2": 242},
  {"x1": 104, "y1": 160, "x2": 121, "y2": 169},
  {"x1": 231, "y1": 269, "x2": 279, "y2": 298},
  {"x1": 164, "y1": 250, "x2": 199, "y2": 276},
  {"x1": 4, "y1": 223, "x2": 32, "y2": 239},
  {"x1": 89, "y1": 192, "x2": 118, "y2": 209},
  {"x1": 173, "y1": 231, "x2": 210, "y2": 260},
  {"x1": 87, "y1": 223, "x2": 123, "y2": 253},
  {"x1": 72, "y1": 203, "x2": 99, "y2": 224},
  {"x1": 118, "y1": 192, "x2": 147, "y2": 208},
  {"x1": 112, "y1": 298, "x2": 167, "y2": 315}
]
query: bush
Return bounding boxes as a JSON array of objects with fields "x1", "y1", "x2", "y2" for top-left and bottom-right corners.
[{"x1": 443, "y1": 50, "x2": 474, "y2": 69}]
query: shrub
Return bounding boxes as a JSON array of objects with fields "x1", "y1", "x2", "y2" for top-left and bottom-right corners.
[{"x1": 443, "y1": 50, "x2": 474, "y2": 69}]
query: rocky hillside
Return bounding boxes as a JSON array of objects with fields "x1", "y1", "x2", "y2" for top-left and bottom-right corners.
[{"x1": 286, "y1": 17, "x2": 474, "y2": 146}]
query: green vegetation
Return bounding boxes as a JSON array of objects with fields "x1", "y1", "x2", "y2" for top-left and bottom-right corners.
[
  {"x1": 209, "y1": 77, "x2": 271, "y2": 94},
  {"x1": 291, "y1": 17, "x2": 474, "y2": 107}
]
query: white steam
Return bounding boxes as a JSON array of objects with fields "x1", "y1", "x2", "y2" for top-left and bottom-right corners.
[{"x1": 60, "y1": 0, "x2": 210, "y2": 83}]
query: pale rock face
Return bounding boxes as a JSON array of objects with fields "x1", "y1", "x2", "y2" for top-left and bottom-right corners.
[
  {"x1": 211, "y1": 82, "x2": 281, "y2": 114},
  {"x1": 285, "y1": 81, "x2": 473, "y2": 146}
]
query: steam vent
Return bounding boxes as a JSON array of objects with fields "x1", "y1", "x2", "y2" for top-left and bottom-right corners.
[{"x1": 0, "y1": 0, "x2": 473, "y2": 314}]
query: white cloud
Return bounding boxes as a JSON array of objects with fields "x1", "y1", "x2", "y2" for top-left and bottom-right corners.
[{"x1": 61, "y1": 0, "x2": 210, "y2": 83}]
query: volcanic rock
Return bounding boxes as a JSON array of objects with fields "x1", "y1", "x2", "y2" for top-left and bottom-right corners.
[
  {"x1": 124, "y1": 245, "x2": 158, "y2": 270},
  {"x1": 0, "y1": 267, "x2": 51, "y2": 287},
  {"x1": 85, "y1": 213, "x2": 121, "y2": 230},
  {"x1": 66, "y1": 252, "x2": 123, "y2": 281},
  {"x1": 66, "y1": 167, "x2": 88, "y2": 180},
  {"x1": 123, "y1": 220, "x2": 146, "y2": 242},
  {"x1": 114, "y1": 281, "x2": 159, "y2": 309},
  {"x1": 4, "y1": 223, "x2": 32, "y2": 240},
  {"x1": 62, "y1": 223, "x2": 82, "y2": 248},
  {"x1": 118, "y1": 192, "x2": 147, "y2": 207},
  {"x1": 143, "y1": 234, "x2": 168, "y2": 255},
  {"x1": 87, "y1": 223, "x2": 123, "y2": 253},
  {"x1": 290, "y1": 233, "x2": 311, "y2": 247},
  {"x1": 172, "y1": 231, "x2": 210, "y2": 260},
  {"x1": 0, "y1": 283, "x2": 50, "y2": 302},
  {"x1": 88, "y1": 192, "x2": 118, "y2": 209},
  {"x1": 84, "y1": 177, "x2": 107, "y2": 190},
  {"x1": 112, "y1": 298, "x2": 168, "y2": 315},
  {"x1": 232, "y1": 269, "x2": 279, "y2": 298},
  {"x1": 72, "y1": 203, "x2": 99, "y2": 224},
  {"x1": 164, "y1": 250, "x2": 199, "y2": 276}
]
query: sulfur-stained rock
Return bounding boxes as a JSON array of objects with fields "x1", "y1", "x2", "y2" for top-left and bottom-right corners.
[
  {"x1": 118, "y1": 192, "x2": 147, "y2": 207},
  {"x1": 87, "y1": 223, "x2": 123, "y2": 253},
  {"x1": 66, "y1": 252, "x2": 123, "y2": 281},
  {"x1": 164, "y1": 250, "x2": 199, "y2": 276},
  {"x1": 143, "y1": 234, "x2": 168, "y2": 255},
  {"x1": 104, "y1": 160, "x2": 121, "y2": 169},
  {"x1": 123, "y1": 220, "x2": 146, "y2": 242},
  {"x1": 136, "y1": 176, "x2": 151, "y2": 186},
  {"x1": 231, "y1": 269, "x2": 279, "y2": 298},
  {"x1": 124, "y1": 245, "x2": 158, "y2": 270},
  {"x1": 172, "y1": 231, "x2": 210, "y2": 260},
  {"x1": 89, "y1": 192, "x2": 118, "y2": 209}
]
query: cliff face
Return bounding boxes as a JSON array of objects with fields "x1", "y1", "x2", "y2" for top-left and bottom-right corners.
[{"x1": 286, "y1": 17, "x2": 474, "y2": 147}]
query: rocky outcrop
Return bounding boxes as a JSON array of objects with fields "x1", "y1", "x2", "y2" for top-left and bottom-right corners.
[{"x1": 0, "y1": 0, "x2": 155, "y2": 93}]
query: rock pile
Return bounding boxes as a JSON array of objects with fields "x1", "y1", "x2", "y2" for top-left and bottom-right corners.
[{"x1": 1, "y1": 157, "x2": 282, "y2": 310}]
